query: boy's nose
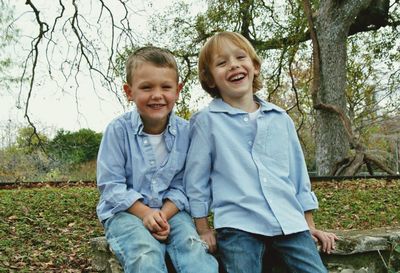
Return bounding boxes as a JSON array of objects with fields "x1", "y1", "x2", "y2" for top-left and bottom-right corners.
[
  {"x1": 151, "y1": 89, "x2": 163, "y2": 99},
  {"x1": 229, "y1": 61, "x2": 240, "y2": 71}
]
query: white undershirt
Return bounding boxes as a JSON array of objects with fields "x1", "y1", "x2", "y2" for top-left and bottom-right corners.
[
  {"x1": 248, "y1": 105, "x2": 261, "y2": 133},
  {"x1": 248, "y1": 107, "x2": 261, "y2": 121},
  {"x1": 144, "y1": 132, "x2": 168, "y2": 167}
]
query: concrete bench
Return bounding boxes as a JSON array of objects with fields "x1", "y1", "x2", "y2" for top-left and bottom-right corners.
[{"x1": 90, "y1": 228, "x2": 400, "y2": 273}]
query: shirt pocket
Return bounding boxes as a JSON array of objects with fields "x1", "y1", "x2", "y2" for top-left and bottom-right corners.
[
  {"x1": 158, "y1": 151, "x2": 186, "y2": 188},
  {"x1": 261, "y1": 128, "x2": 290, "y2": 174},
  {"x1": 168, "y1": 151, "x2": 186, "y2": 174}
]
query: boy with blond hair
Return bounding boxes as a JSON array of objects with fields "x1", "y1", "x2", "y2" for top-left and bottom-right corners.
[{"x1": 184, "y1": 32, "x2": 337, "y2": 273}]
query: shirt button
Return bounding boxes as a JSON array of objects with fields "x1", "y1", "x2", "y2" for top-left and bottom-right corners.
[
  {"x1": 143, "y1": 139, "x2": 148, "y2": 144},
  {"x1": 243, "y1": 117, "x2": 249, "y2": 122},
  {"x1": 171, "y1": 129, "x2": 176, "y2": 134},
  {"x1": 263, "y1": 178, "x2": 267, "y2": 183},
  {"x1": 150, "y1": 160, "x2": 155, "y2": 165},
  {"x1": 151, "y1": 179, "x2": 156, "y2": 184},
  {"x1": 248, "y1": 140, "x2": 252, "y2": 146}
]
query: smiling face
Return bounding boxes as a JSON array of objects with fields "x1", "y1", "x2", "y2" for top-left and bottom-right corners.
[
  {"x1": 123, "y1": 62, "x2": 181, "y2": 134},
  {"x1": 208, "y1": 39, "x2": 260, "y2": 104}
]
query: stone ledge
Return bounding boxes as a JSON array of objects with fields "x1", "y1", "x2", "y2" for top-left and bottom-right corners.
[
  {"x1": 331, "y1": 228, "x2": 400, "y2": 255},
  {"x1": 90, "y1": 228, "x2": 400, "y2": 273}
]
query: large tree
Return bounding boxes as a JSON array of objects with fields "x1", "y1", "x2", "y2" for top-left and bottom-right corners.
[{"x1": 303, "y1": 0, "x2": 398, "y2": 175}]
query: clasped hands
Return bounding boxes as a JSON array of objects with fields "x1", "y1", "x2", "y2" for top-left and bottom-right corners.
[{"x1": 142, "y1": 209, "x2": 170, "y2": 241}]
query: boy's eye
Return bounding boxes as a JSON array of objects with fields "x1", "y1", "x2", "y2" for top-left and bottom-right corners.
[
  {"x1": 238, "y1": 55, "x2": 246, "y2": 59},
  {"x1": 216, "y1": 60, "x2": 226, "y2": 66},
  {"x1": 140, "y1": 86, "x2": 151, "y2": 90}
]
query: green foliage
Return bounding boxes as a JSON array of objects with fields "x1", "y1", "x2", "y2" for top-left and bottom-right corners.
[
  {"x1": 0, "y1": 146, "x2": 51, "y2": 182},
  {"x1": 0, "y1": 126, "x2": 100, "y2": 182},
  {"x1": 48, "y1": 129, "x2": 102, "y2": 166},
  {"x1": 15, "y1": 127, "x2": 48, "y2": 154}
]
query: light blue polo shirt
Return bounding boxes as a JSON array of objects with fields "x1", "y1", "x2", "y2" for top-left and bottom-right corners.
[
  {"x1": 184, "y1": 96, "x2": 318, "y2": 236},
  {"x1": 96, "y1": 110, "x2": 190, "y2": 223}
]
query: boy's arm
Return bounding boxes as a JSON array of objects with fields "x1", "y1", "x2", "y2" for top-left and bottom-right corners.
[
  {"x1": 286, "y1": 116, "x2": 319, "y2": 211},
  {"x1": 164, "y1": 168, "x2": 189, "y2": 212},
  {"x1": 305, "y1": 211, "x2": 338, "y2": 254},
  {"x1": 97, "y1": 122, "x2": 144, "y2": 222},
  {"x1": 194, "y1": 217, "x2": 217, "y2": 254},
  {"x1": 161, "y1": 199, "x2": 179, "y2": 220},
  {"x1": 184, "y1": 115, "x2": 215, "y2": 251}
]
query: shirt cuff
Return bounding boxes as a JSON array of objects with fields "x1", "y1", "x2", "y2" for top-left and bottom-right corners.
[
  {"x1": 164, "y1": 190, "x2": 189, "y2": 211},
  {"x1": 110, "y1": 190, "x2": 144, "y2": 215},
  {"x1": 296, "y1": 191, "x2": 319, "y2": 211},
  {"x1": 189, "y1": 201, "x2": 210, "y2": 218}
]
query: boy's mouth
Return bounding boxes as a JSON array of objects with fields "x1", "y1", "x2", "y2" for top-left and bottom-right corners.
[
  {"x1": 148, "y1": 104, "x2": 166, "y2": 110},
  {"x1": 228, "y1": 73, "x2": 246, "y2": 82}
]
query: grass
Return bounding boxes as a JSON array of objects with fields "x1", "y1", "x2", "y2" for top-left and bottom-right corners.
[{"x1": 0, "y1": 179, "x2": 399, "y2": 272}]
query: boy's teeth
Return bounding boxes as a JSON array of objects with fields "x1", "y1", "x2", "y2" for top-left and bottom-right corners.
[{"x1": 230, "y1": 74, "x2": 244, "y2": 81}]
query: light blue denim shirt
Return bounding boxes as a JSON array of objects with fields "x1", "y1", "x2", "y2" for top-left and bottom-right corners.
[
  {"x1": 184, "y1": 96, "x2": 318, "y2": 236},
  {"x1": 96, "y1": 110, "x2": 190, "y2": 223}
]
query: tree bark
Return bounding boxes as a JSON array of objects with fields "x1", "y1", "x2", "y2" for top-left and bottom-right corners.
[{"x1": 314, "y1": 0, "x2": 372, "y2": 175}]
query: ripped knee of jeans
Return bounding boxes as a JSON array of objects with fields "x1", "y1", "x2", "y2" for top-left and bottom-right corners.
[{"x1": 189, "y1": 236, "x2": 209, "y2": 250}]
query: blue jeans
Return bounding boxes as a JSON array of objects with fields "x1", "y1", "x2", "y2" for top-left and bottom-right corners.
[
  {"x1": 104, "y1": 211, "x2": 219, "y2": 273},
  {"x1": 216, "y1": 228, "x2": 327, "y2": 273}
]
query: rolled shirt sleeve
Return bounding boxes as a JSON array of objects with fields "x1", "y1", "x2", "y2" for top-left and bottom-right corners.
[
  {"x1": 164, "y1": 169, "x2": 189, "y2": 211},
  {"x1": 96, "y1": 121, "x2": 144, "y2": 222},
  {"x1": 287, "y1": 116, "x2": 318, "y2": 212},
  {"x1": 184, "y1": 114, "x2": 213, "y2": 218}
]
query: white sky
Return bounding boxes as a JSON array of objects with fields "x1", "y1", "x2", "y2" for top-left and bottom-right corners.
[{"x1": 0, "y1": 0, "x2": 206, "y2": 135}]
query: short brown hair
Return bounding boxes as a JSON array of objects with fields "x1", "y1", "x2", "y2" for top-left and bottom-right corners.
[
  {"x1": 125, "y1": 46, "x2": 179, "y2": 85},
  {"x1": 198, "y1": 32, "x2": 263, "y2": 98}
]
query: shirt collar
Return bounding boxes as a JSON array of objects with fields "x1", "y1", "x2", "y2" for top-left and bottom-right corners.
[
  {"x1": 130, "y1": 110, "x2": 178, "y2": 136},
  {"x1": 209, "y1": 95, "x2": 285, "y2": 114}
]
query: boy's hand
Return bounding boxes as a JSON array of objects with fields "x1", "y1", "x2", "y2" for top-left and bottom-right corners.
[
  {"x1": 142, "y1": 209, "x2": 169, "y2": 234},
  {"x1": 197, "y1": 228, "x2": 217, "y2": 254},
  {"x1": 152, "y1": 223, "x2": 170, "y2": 241},
  {"x1": 310, "y1": 228, "x2": 338, "y2": 254},
  {"x1": 194, "y1": 217, "x2": 216, "y2": 253}
]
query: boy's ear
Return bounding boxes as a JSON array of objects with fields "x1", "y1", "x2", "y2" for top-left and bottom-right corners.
[
  {"x1": 177, "y1": 82, "x2": 184, "y2": 93},
  {"x1": 254, "y1": 63, "x2": 261, "y2": 76},
  {"x1": 123, "y1": 83, "x2": 134, "y2": 101},
  {"x1": 207, "y1": 76, "x2": 216, "y2": 88}
]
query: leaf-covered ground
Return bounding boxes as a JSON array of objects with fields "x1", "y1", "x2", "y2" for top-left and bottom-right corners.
[
  {"x1": 0, "y1": 179, "x2": 399, "y2": 272},
  {"x1": 0, "y1": 185, "x2": 103, "y2": 273},
  {"x1": 313, "y1": 179, "x2": 400, "y2": 230}
]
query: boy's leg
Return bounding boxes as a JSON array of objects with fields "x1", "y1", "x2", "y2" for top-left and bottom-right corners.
[
  {"x1": 271, "y1": 231, "x2": 327, "y2": 273},
  {"x1": 104, "y1": 211, "x2": 167, "y2": 273},
  {"x1": 216, "y1": 228, "x2": 264, "y2": 273},
  {"x1": 166, "y1": 211, "x2": 219, "y2": 273}
]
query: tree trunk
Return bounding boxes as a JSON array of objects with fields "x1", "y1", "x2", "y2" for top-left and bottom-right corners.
[{"x1": 314, "y1": 0, "x2": 372, "y2": 175}]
